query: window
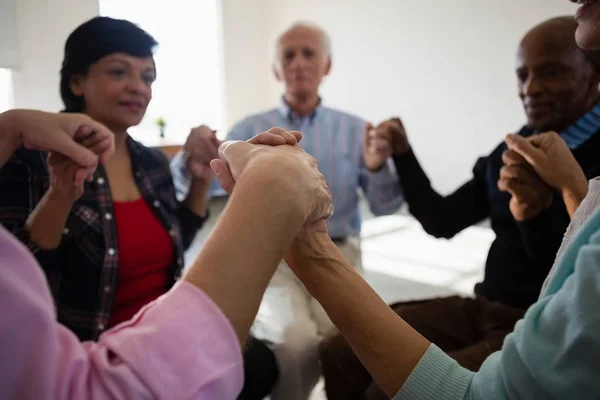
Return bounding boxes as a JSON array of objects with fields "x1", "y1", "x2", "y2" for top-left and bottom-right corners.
[
  {"x1": 100, "y1": 0, "x2": 224, "y2": 146},
  {"x1": 0, "y1": 69, "x2": 14, "y2": 113}
]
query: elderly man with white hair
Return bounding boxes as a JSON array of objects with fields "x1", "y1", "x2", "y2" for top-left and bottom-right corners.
[{"x1": 174, "y1": 21, "x2": 404, "y2": 399}]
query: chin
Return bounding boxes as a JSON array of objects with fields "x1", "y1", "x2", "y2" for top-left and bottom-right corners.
[{"x1": 527, "y1": 118, "x2": 554, "y2": 133}]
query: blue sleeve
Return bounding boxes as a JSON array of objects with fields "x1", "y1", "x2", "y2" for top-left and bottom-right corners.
[
  {"x1": 396, "y1": 211, "x2": 600, "y2": 400},
  {"x1": 393, "y1": 345, "x2": 473, "y2": 400},
  {"x1": 468, "y1": 216, "x2": 600, "y2": 399},
  {"x1": 357, "y1": 118, "x2": 404, "y2": 216}
]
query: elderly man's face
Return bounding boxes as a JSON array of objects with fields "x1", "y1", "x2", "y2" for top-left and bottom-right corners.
[
  {"x1": 275, "y1": 27, "x2": 330, "y2": 98},
  {"x1": 516, "y1": 28, "x2": 598, "y2": 132}
]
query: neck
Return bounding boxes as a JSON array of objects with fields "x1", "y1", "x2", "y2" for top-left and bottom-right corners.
[
  {"x1": 111, "y1": 130, "x2": 129, "y2": 156},
  {"x1": 284, "y1": 92, "x2": 320, "y2": 117}
]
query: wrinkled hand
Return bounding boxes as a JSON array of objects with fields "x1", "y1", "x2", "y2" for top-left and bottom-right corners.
[
  {"x1": 505, "y1": 132, "x2": 587, "y2": 194},
  {"x1": 47, "y1": 152, "x2": 90, "y2": 203},
  {"x1": 379, "y1": 117, "x2": 410, "y2": 155},
  {"x1": 185, "y1": 125, "x2": 221, "y2": 182},
  {"x1": 2, "y1": 109, "x2": 114, "y2": 167},
  {"x1": 363, "y1": 122, "x2": 393, "y2": 171},
  {"x1": 211, "y1": 128, "x2": 332, "y2": 230},
  {"x1": 497, "y1": 149, "x2": 553, "y2": 221}
]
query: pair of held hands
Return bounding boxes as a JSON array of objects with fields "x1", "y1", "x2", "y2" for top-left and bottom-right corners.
[
  {"x1": 184, "y1": 118, "x2": 406, "y2": 176},
  {"x1": 371, "y1": 118, "x2": 588, "y2": 221},
  {"x1": 3, "y1": 110, "x2": 333, "y2": 232}
]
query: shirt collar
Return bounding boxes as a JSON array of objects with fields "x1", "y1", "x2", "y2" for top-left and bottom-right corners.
[
  {"x1": 277, "y1": 96, "x2": 323, "y2": 122},
  {"x1": 560, "y1": 101, "x2": 600, "y2": 150}
]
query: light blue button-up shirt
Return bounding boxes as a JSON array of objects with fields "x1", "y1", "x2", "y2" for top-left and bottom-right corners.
[{"x1": 173, "y1": 99, "x2": 404, "y2": 238}]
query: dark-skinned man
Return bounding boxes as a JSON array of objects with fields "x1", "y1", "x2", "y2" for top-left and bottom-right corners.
[{"x1": 320, "y1": 16, "x2": 600, "y2": 400}]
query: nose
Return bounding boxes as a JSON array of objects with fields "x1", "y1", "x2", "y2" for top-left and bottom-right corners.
[
  {"x1": 522, "y1": 74, "x2": 543, "y2": 98},
  {"x1": 126, "y1": 75, "x2": 150, "y2": 96},
  {"x1": 290, "y1": 54, "x2": 308, "y2": 70}
]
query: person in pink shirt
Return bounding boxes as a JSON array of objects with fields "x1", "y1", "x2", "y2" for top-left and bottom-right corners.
[{"x1": 0, "y1": 109, "x2": 331, "y2": 399}]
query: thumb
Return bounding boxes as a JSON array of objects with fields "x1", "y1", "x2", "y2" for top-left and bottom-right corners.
[
  {"x1": 210, "y1": 159, "x2": 236, "y2": 194},
  {"x1": 505, "y1": 134, "x2": 543, "y2": 166},
  {"x1": 218, "y1": 140, "x2": 255, "y2": 163},
  {"x1": 218, "y1": 140, "x2": 256, "y2": 180}
]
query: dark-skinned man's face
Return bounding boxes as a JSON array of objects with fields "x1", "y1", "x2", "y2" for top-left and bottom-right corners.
[{"x1": 517, "y1": 24, "x2": 599, "y2": 132}]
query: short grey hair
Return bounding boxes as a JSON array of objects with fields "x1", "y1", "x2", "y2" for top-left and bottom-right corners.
[{"x1": 273, "y1": 21, "x2": 332, "y2": 67}]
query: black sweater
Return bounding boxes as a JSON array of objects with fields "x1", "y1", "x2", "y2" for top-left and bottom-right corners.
[{"x1": 393, "y1": 126, "x2": 600, "y2": 309}]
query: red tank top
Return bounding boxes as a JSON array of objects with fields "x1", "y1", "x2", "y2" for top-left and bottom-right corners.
[{"x1": 108, "y1": 198, "x2": 174, "y2": 328}]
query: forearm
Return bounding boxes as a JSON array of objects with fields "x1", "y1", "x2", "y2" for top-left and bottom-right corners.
[
  {"x1": 0, "y1": 110, "x2": 21, "y2": 168},
  {"x1": 25, "y1": 191, "x2": 73, "y2": 250},
  {"x1": 184, "y1": 178, "x2": 210, "y2": 217},
  {"x1": 561, "y1": 181, "x2": 588, "y2": 219},
  {"x1": 286, "y1": 234, "x2": 430, "y2": 398},
  {"x1": 393, "y1": 152, "x2": 488, "y2": 238},
  {"x1": 183, "y1": 168, "x2": 305, "y2": 344}
]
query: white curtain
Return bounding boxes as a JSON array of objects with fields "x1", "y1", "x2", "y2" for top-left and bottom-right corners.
[{"x1": 100, "y1": 0, "x2": 225, "y2": 146}]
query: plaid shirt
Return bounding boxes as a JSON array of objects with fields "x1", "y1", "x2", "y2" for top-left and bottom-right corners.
[{"x1": 0, "y1": 137, "x2": 206, "y2": 341}]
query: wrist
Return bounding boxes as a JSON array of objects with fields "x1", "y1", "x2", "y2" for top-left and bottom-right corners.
[
  {"x1": 190, "y1": 176, "x2": 211, "y2": 193},
  {"x1": 240, "y1": 159, "x2": 311, "y2": 222},
  {"x1": 46, "y1": 188, "x2": 78, "y2": 208},
  {"x1": 0, "y1": 110, "x2": 23, "y2": 154},
  {"x1": 562, "y1": 180, "x2": 588, "y2": 213},
  {"x1": 285, "y1": 233, "x2": 347, "y2": 280},
  {"x1": 392, "y1": 143, "x2": 410, "y2": 156}
]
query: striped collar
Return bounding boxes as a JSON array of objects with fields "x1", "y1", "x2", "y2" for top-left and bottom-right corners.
[
  {"x1": 560, "y1": 102, "x2": 600, "y2": 149},
  {"x1": 278, "y1": 96, "x2": 323, "y2": 122}
]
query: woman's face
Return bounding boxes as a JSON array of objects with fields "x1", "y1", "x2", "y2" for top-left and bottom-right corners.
[
  {"x1": 573, "y1": 0, "x2": 600, "y2": 50},
  {"x1": 70, "y1": 52, "x2": 155, "y2": 132}
]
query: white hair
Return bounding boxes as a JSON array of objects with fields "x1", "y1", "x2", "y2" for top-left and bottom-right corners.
[{"x1": 273, "y1": 21, "x2": 332, "y2": 67}]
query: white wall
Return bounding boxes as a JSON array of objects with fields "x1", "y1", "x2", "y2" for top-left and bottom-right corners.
[
  {"x1": 12, "y1": 0, "x2": 99, "y2": 112},
  {"x1": 219, "y1": 0, "x2": 273, "y2": 132},
  {"x1": 10, "y1": 0, "x2": 581, "y2": 193},
  {"x1": 250, "y1": 0, "x2": 579, "y2": 193},
  {"x1": 0, "y1": 0, "x2": 18, "y2": 69}
]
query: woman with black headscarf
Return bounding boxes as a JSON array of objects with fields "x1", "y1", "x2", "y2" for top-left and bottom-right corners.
[{"x1": 0, "y1": 16, "x2": 278, "y2": 400}]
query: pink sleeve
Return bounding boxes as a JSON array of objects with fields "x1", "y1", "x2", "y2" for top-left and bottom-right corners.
[{"x1": 0, "y1": 227, "x2": 243, "y2": 400}]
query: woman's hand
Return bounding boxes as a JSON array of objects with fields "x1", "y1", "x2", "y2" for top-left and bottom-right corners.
[
  {"x1": 211, "y1": 128, "x2": 332, "y2": 226},
  {"x1": 47, "y1": 152, "x2": 90, "y2": 204},
  {"x1": 0, "y1": 109, "x2": 114, "y2": 168},
  {"x1": 506, "y1": 132, "x2": 587, "y2": 194}
]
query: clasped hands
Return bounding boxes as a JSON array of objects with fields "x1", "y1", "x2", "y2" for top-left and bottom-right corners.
[{"x1": 2, "y1": 110, "x2": 335, "y2": 246}]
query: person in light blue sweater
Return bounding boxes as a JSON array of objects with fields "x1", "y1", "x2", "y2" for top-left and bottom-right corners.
[{"x1": 280, "y1": 127, "x2": 599, "y2": 400}]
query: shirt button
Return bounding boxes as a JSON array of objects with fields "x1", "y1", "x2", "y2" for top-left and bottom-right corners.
[
  {"x1": 104, "y1": 286, "x2": 111, "y2": 293},
  {"x1": 153, "y1": 200, "x2": 160, "y2": 208},
  {"x1": 135, "y1": 171, "x2": 142, "y2": 178},
  {"x1": 97, "y1": 177, "x2": 105, "y2": 185},
  {"x1": 105, "y1": 213, "x2": 112, "y2": 220},
  {"x1": 108, "y1": 248, "x2": 115, "y2": 256},
  {"x1": 169, "y1": 228, "x2": 176, "y2": 237},
  {"x1": 63, "y1": 227, "x2": 69, "y2": 235},
  {"x1": 97, "y1": 323, "x2": 105, "y2": 331}
]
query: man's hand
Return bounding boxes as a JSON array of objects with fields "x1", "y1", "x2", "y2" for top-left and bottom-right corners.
[
  {"x1": 379, "y1": 117, "x2": 410, "y2": 155},
  {"x1": 497, "y1": 149, "x2": 553, "y2": 221},
  {"x1": 47, "y1": 152, "x2": 88, "y2": 204},
  {"x1": 363, "y1": 123, "x2": 393, "y2": 172},
  {"x1": 0, "y1": 109, "x2": 114, "y2": 171},
  {"x1": 211, "y1": 128, "x2": 332, "y2": 227}
]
